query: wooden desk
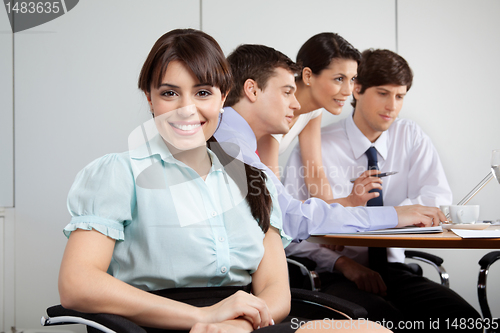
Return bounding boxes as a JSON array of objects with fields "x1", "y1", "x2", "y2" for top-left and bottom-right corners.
[{"x1": 307, "y1": 226, "x2": 500, "y2": 249}]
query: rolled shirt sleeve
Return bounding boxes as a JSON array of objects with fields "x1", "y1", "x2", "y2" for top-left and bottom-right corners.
[{"x1": 265, "y1": 172, "x2": 292, "y2": 248}]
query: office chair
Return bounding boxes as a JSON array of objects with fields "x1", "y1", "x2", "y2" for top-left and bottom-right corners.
[
  {"x1": 41, "y1": 288, "x2": 368, "y2": 333},
  {"x1": 477, "y1": 251, "x2": 500, "y2": 333},
  {"x1": 288, "y1": 250, "x2": 450, "y2": 292}
]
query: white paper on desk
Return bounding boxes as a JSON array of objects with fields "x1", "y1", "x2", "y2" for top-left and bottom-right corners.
[
  {"x1": 313, "y1": 226, "x2": 443, "y2": 236},
  {"x1": 451, "y1": 229, "x2": 500, "y2": 238}
]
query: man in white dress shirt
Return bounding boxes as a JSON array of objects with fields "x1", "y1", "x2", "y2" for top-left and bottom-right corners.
[{"x1": 282, "y1": 49, "x2": 480, "y2": 332}]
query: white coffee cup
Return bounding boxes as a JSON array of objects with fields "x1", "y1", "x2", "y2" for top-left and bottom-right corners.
[
  {"x1": 448, "y1": 205, "x2": 480, "y2": 224},
  {"x1": 440, "y1": 205, "x2": 450, "y2": 217}
]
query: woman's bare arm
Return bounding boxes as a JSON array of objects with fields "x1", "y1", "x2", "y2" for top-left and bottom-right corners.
[
  {"x1": 251, "y1": 227, "x2": 291, "y2": 323},
  {"x1": 298, "y1": 115, "x2": 334, "y2": 201}
]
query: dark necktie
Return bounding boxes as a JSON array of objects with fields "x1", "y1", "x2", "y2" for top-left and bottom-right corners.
[
  {"x1": 365, "y1": 147, "x2": 387, "y2": 273},
  {"x1": 366, "y1": 147, "x2": 383, "y2": 206}
]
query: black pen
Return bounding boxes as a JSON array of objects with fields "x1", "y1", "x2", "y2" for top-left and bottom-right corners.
[{"x1": 350, "y1": 171, "x2": 398, "y2": 183}]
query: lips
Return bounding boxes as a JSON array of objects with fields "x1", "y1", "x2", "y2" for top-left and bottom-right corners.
[
  {"x1": 379, "y1": 114, "x2": 392, "y2": 121},
  {"x1": 334, "y1": 99, "x2": 346, "y2": 106},
  {"x1": 168, "y1": 121, "x2": 204, "y2": 135}
]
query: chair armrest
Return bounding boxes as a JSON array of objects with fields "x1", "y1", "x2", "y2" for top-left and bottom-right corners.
[
  {"x1": 290, "y1": 288, "x2": 368, "y2": 320},
  {"x1": 287, "y1": 257, "x2": 321, "y2": 291},
  {"x1": 477, "y1": 251, "x2": 500, "y2": 322},
  {"x1": 405, "y1": 250, "x2": 449, "y2": 288},
  {"x1": 42, "y1": 305, "x2": 146, "y2": 333},
  {"x1": 288, "y1": 256, "x2": 317, "y2": 271},
  {"x1": 405, "y1": 250, "x2": 443, "y2": 266},
  {"x1": 478, "y1": 251, "x2": 500, "y2": 269}
]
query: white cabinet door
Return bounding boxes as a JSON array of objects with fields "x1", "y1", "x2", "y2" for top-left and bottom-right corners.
[{"x1": 0, "y1": 10, "x2": 13, "y2": 208}]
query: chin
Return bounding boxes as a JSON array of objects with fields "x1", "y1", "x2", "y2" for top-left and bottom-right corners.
[
  {"x1": 171, "y1": 143, "x2": 206, "y2": 152},
  {"x1": 162, "y1": 135, "x2": 207, "y2": 152},
  {"x1": 326, "y1": 107, "x2": 343, "y2": 116},
  {"x1": 281, "y1": 126, "x2": 291, "y2": 134}
]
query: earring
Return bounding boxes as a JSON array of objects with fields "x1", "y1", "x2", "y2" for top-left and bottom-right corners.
[{"x1": 220, "y1": 108, "x2": 224, "y2": 114}]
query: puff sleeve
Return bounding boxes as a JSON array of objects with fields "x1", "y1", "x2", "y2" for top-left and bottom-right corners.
[{"x1": 63, "y1": 153, "x2": 136, "y2": 240}]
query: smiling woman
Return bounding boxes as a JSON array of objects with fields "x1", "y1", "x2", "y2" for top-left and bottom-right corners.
[{"x1": 57, "y1": 28, "x2": 294, "y2": 332}]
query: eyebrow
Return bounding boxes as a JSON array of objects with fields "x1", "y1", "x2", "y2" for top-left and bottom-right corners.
[
  {"x1": 159, "y1": 83, "x2": 212, "y2": 88},
  {"x1": 283, "y1": 84, "x2": 296, "y2": 91},
  {"x1": 325, "y1": 67, "x2": 355, "y2": 77},
  {"x1": 376, "y1": 87, "x2": 407, "y2": 95}
]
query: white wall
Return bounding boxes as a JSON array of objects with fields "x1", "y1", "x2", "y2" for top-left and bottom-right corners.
[
  {"x1": 2, "y1": 0, "x2": 499, "y2": 331},
  {"x1": 397, "y1": 0, "x2": 500, "y2": 317},
  {"x1": 8, "y1": 1, "x2": 200, "y2": 331}
]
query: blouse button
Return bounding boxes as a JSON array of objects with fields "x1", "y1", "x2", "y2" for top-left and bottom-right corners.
[
  {"x1": 220, "y1": 266, "x2": 227, "y2": 273},
  {"x1": 211, "y1": 211, "x2": 217, "y2": 217},
  {"x1": 219, "y1": 236, "x2": 225, "y2": 242}
]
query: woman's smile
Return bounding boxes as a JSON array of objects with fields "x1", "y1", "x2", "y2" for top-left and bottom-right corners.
[{"x1": 169, "y1": 121, "x2": 205, "y2": 135}]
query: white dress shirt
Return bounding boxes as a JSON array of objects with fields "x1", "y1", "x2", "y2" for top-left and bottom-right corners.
[{"x1": 282, "y1": 113, "x2": 452, "y2": 272}]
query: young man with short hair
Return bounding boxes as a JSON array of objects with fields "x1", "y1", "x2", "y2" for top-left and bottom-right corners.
[
  {"x1": 282, "y1": 49, "x2": 480, "y2": 331},
  {"x1": 214, "y1": 44, "x2": 445, "y2": 243}
]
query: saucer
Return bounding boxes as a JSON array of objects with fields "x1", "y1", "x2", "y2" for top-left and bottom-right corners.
[{"x1": 442, "y1": 222, "x2": 491, "y2": 230}]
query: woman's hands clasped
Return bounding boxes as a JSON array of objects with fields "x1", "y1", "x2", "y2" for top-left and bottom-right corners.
[{"x1": 198, "y1": 290, "x2": 273, "y2": 332}]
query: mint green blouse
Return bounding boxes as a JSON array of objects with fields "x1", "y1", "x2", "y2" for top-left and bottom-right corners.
[{"x1": 64, "y1": 134, "x2": 290, "y2": 291}]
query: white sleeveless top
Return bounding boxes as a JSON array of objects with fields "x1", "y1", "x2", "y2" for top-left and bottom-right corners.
[{"x1": 271, "y1": 108, "x2": 323, "y2": 155}]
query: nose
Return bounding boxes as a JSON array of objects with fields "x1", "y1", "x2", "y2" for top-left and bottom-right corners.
[
  {"x1": 290, "y1": 94, "x2": 301, "y2": 111},
  {"x1": 176, "y1": 104, "x2": 197, "y2": 118},
  {"x1": 385, "y1": 97, "x2": 397, "y2": 111},
  {"x1": 341, "y1": 81, "x2": 354, "y2": 96}
]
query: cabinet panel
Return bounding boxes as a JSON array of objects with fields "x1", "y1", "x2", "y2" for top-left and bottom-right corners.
[{"x1": 0, "y1": 10, "x2": 13, "y2": 208}]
